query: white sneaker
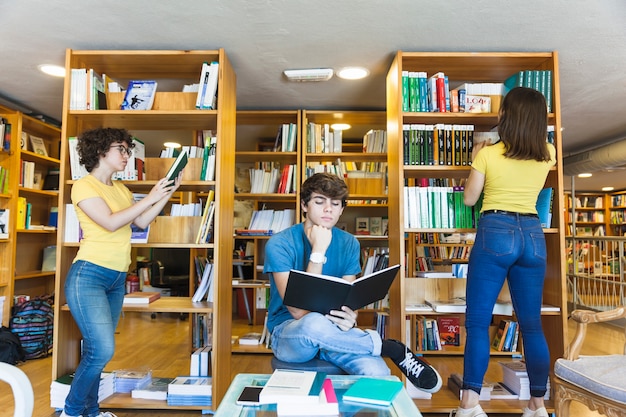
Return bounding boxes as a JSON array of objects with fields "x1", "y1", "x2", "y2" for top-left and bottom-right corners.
[
  {"x1": 94, "y1": 413, "x2": 118, "y2": 417},
  {"x1": 450, "y1": 404, "x2": 488, "y2": 417},
  {"x1": 60, "y1": 412, "x2": 80, "y2": 417},
  {"x1": 521, "y1": 407, "x2": 548, "y2": 417}
]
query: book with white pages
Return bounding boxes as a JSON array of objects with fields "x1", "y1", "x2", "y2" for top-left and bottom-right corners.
[{"x1": 192, "y1": 262, "x2": 213, "y2": 302}]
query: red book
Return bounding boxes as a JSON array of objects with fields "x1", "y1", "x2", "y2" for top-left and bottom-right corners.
[
  {"x1": 436, "y1": 77, "x2": 446, "y2": 113},
  {"x1": 437, "y1": 316, "x2": 461, "y2": 346}
]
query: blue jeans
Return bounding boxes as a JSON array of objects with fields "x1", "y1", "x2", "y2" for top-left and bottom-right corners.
[
  {"x1": 63, "y1": 260, "x2": 126, "y2": 417},
  {"x1": 271, "y1": 312, "x2": 390, "y2": 376},
  {"x1": 463, "y1": 212, "x2": 550, "y2": 398}
]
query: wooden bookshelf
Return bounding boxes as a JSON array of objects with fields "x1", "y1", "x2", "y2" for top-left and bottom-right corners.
[
  {"x1": 385, "y1": 51, "x2": 567, "y2": 414},
  {"x1": 0, "y1": 107, "x2": 60, "y2": 326},
  {"x1": 52, "y1": 49, "x2": 236, "y2": 411}
]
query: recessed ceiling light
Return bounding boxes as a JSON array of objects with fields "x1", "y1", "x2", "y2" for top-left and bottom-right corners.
[
  {"x1": 38, "y1": 64, "x2": 65, "y2": 77},
  {"x1": 602, "y1": 186, "x2": 614, "y2": 191},
  {"x1": 331, "y1": 123, "x2": 351, "y2": 131},
  {"x1": 163, "y1": 142, "x2": 181, "y2": 148},
  {"x1": 578, "y1": 173, "x2": 592, "y2": 178},
  {"x1": 283, "y1": 68, "x2": 333, "y2": 82},
  {"x1": 336, "y1": 67, "x2": 369, "y2": 80}
]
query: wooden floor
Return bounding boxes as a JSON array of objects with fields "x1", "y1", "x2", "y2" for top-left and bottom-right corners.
[{"x1": 1, "y1": 311, "x2": 622, "y2": 417}]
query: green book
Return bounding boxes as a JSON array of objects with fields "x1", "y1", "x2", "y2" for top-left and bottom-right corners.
[
  {"x1": 342, "y1": 377, "x2": 403, "y2": 406},
  {"x1": 165, "y1": 149, "x2": 188, "y2": 182}
]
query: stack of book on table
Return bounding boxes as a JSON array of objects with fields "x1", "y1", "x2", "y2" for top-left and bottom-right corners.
[
  {"x1": 167, "y1": 376, "x2": 212, "y2": 406},
  {"x1": 50, "y1": 372, "x2": 115, "y2": 409},
  {"x1": 342, "y1": 377, "x2": 403, "y2": 406},
  {"x1": 113, "y1": 369, "x2": 152, "y2": 393},
  {"x1": 499, "y1": 361, "x2": 550, "y2": 400},
  {"x1": 259, "y1": 369, "x2": 339, "y2": 416}
]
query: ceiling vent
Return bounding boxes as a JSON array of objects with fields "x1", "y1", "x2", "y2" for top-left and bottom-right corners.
[
  {"x1": 283, "y1": 68, "x2": 334, "y2": 82},
  {"x1": 563, "y1": 139, "x2": 626, "y2": 176}
]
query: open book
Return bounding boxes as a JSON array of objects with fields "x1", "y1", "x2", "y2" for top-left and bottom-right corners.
[{"x1": 283, "y1": 264, "x2": 400, "y2": 314}]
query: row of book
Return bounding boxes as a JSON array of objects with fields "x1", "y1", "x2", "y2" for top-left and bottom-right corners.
[
  {"x1": 0, "y1": 166, "x2": 9, "y2": 194},
  {"x1": 355, "y1": 216, "x2": 388, "y2": 236},
  {"x1": 248, "y1": 163, "x2": 296, "y2": 194},
  {"x1": 416, "y1": 244, "x2": 471, "y2": 261},
  {"x1": 403, "y1": 123, "x2": 474, "y2": 166},
  {"x1": 68, "y1": 135, "x2": 217, "y2": 182},
  {"x1": 404, "y1": 184, "x2": 480, "y2": 229},
  {"x1": 491, "y1": 319, "x2": 520, "y2": 352},
  {"x1": 414, "y1": 232, "x2": 476, "y2": 245},
  {"x1": 412, "y1": 315, "x2": 461, "y2": 351},
  {"x1": 305, "y1": 122, "x2": 343, "y2": 154},
  {"x1": 402, "y1": 70, "x2": 553, "y2": 114},
  {"x1": 402, "y1": 71, "x2": 502, "y2": 113},
  {"x1": 576, "y1": 211, "x2": 605, "y2": 222},
  {"x1": 304, "y1": 160, "x2": 388, "y2": 185},
  {"x1": 503, "y1": 70, "x2": 553, "y2": 113},
  {"x1": 191, "y1": 256, "x2": 215, "y2": 302},
  {"x1": 235, "y1": 208, "x2": 296, "y2": 236},
  {"x1": 1, "y1": 117, "x2": 12, "y2": 151},
  {"x1": 272, "y1": 123, "x2": 297, "y2": 152}
]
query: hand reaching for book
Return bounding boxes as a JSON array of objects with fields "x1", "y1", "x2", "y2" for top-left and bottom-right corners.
[{"x1": 326, "y1": 306, "x2": 357, "y2": 331}]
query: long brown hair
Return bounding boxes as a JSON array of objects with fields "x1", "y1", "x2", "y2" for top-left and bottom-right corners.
[{"x1": 498, "y1": 87, "x2": 551, "y2": 162}]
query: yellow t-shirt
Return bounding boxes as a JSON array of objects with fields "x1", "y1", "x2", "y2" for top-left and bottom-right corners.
[
  {"x1": 71, "y1": 175, "x2": 134, "y2": 272},
  {"x1": 471, "y1": 142, "x2": 556, "y2": 214}
]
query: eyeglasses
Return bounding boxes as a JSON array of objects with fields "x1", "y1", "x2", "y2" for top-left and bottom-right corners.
[{"x1": 109, "y1": 144, "x2": 132, "y2": 157}]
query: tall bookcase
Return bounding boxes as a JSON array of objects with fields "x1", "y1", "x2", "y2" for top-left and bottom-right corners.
[
  {"x1": 564, "y1": 192, "x2": 608, "y2": 236},
  {"x1": 52, "y1": 49, "x2": 236, "y2": 410},
  {"x1": 301, "y1": 110, "x2": 389, "y2": 268},
  {"x1": 232, "y1": 110, "x2": 301, "y2": 347},
  {"x1": 231, "y1": 110, "x2": 390, "y2": 346},
  {"x1": 0, "y1": 107, "x2": 60, "y2": 326},
  {"x1": 386, "y1": 52, "x2": 567, "y2": 413}
]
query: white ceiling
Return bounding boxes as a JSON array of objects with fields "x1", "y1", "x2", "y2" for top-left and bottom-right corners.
[{"x1": 1, "y1": 0, "x2": 625, "y2": 191}]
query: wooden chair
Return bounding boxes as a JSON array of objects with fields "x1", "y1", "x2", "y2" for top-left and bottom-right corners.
[{"x1": 553, "y1": 306, "x2": 626, "y2": 417}]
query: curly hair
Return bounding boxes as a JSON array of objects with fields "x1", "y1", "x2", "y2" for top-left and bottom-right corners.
[
  {"x1": 498, "y1": 87, "x2": 551, "y2": 162},
  {"x1": 77, "y1": 128, "x2": 134, "y2": 172},
  {"x1": 300, "y1": 172, "x2": 349, "y2": 215}
]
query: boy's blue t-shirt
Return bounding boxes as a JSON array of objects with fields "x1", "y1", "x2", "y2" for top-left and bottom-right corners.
[{"x1": 264, "y1": 223, "x2": 362, "y2": 333}]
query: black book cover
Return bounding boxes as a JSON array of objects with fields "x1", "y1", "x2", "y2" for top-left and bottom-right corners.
[{"x1": 283, "y1": 264, "x2": 400, "y2": 314}]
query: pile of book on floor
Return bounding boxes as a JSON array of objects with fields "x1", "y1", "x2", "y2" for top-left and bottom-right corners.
[
  {"x1": 50, "y1": 372, "x2": 115, "y2": 409},
  {"x1": 447, "y1": 373, "x2": 519, "y2": 401},
  {"x1": 499, "y1": 361, "x2": 550, "y2": 400},
  {"x1": 167, "y1": 376, "x2": 212, "y2": 406},
  {"x1": 113, "y1": 368, "x2": 152, "y2": 393}
]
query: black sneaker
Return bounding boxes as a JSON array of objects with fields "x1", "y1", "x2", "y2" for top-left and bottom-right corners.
[{"x1": 382, "y1": 339, "x2": 442, "y2": 393}]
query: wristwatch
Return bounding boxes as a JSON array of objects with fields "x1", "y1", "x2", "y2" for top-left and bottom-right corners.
[{"x1": 309, "y1": 252, "x2": 327, "y2": 264}]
